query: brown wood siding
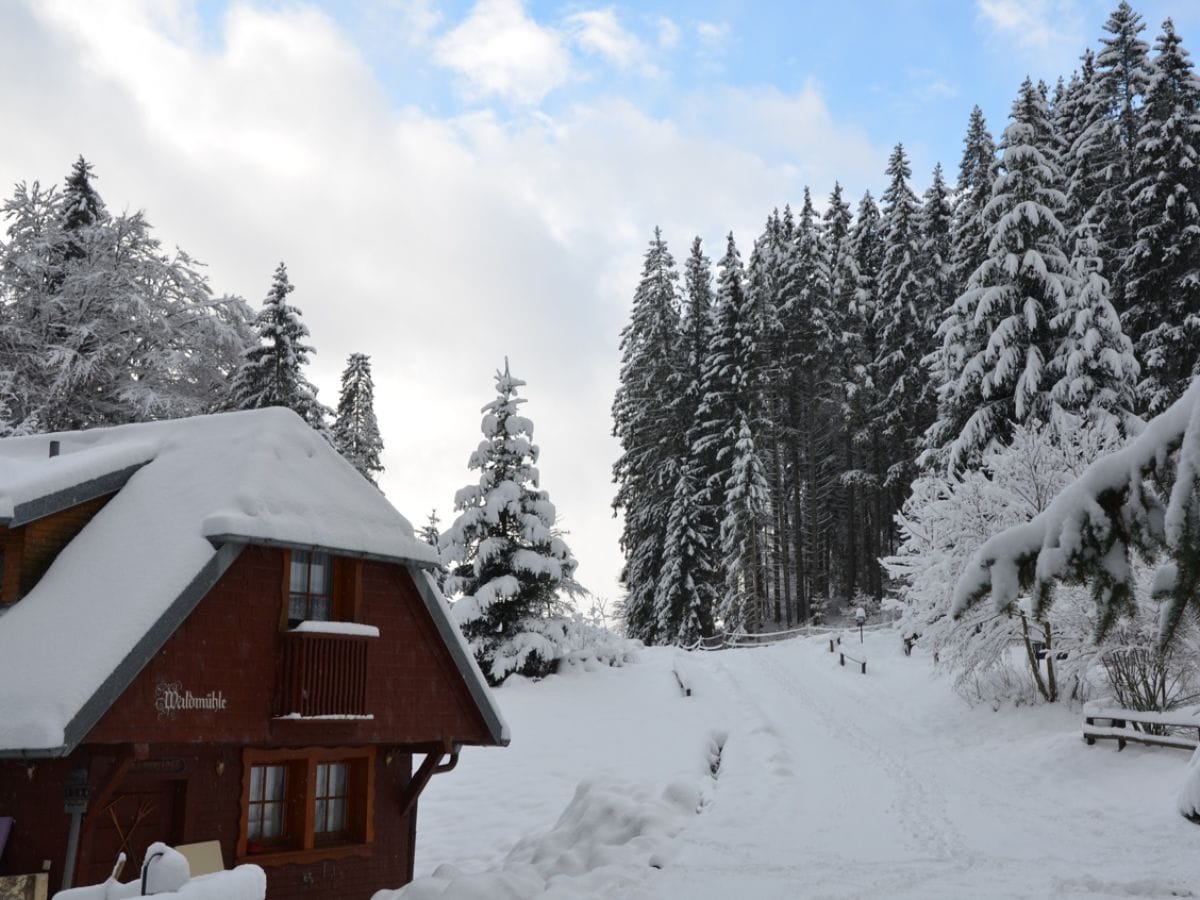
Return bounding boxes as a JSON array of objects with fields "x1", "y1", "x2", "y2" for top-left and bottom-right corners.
[
  {"x1": 84, "y1": 545, "x2": 492, "y2": 748},
  {"x1": 0, "y1": 745, "x2": 417, "y2": 900}
]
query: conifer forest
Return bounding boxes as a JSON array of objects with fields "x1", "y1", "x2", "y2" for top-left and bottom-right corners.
[{"x1": 612, "y1": 3, "x2": 1200, "y2": 647}]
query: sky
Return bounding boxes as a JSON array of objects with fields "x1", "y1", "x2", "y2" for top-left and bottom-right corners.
[{"x1": 2, "y1": 0, "x2": 1199, "y2": 606}]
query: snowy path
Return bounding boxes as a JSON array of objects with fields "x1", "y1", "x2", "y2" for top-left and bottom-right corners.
[{"x1": 389, "y1": 633, "x2": 1200, "y2": 899}]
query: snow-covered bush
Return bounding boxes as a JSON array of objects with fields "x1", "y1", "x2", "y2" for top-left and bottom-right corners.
[
  {"x1": 887, "y1": 415, "x2": 1119, "y2": 702},
  {"x1": 440, "y1": 362, "x2": 584, "y2": 685},
  {"x1": 955, "y1": 379, "x2": 1200, "y2": 649}
]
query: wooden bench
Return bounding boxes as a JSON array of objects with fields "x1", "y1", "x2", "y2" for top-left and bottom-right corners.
[{"x1": 1082, "y1": 705, "x2": 1200, "y2": 752}]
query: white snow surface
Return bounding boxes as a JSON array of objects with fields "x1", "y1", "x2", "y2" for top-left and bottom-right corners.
[
  {"x1": 0, "y1": 409, "x2": 437, "y2": 752},
  {"x1": 383, "y1": 632, "x2": 1199, "y2": 899},
  {"x1": 291, "y1": 620, "x2": 381, "y2": 637}
]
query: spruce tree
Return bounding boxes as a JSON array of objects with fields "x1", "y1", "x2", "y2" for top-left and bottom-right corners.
[
  {"x1": 1074, "y1": 2, "x2": 1151, "y2": 314},
  {"x1": 949, "y1": 107, "x2": 997, "y2": 293},
  {"x1": 653, "y1": 237, "x2": 722, "y2": 642},
  {"x1": 442, "y1": 361, "x2": 581, "y2": 684},
  {"x1": 58, "y1": 156, "x2": 106, "y2": 265},
  {"x1": 935, "y1": 78, "x2": 1072, "y2": 474},
  {"x1": 612, "y1": 229, "x2": 683, "y2": 643},
  {"x1": 421, "y1": 509, "x2": 448, "y2": 593},
  {"x1": 333, "y1": 352, "x2": 384, "y2": 483},
  {"x1": 1124, "y1": 18, "x2": 1200, "y2": 413},
  {"x1": 1051, "y1": 224, "x2": 1139, "y2": 419},
  {"x1": 874, "y1": 144, "x2": 928, "y2": 490},
  {"x1": 226, "y1": 262, "x2": 330, "y2": 435}
]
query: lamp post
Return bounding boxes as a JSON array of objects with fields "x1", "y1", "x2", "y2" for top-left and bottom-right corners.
[{"x1": 855, "y1": 606, "x2": 866, "y2": 643}]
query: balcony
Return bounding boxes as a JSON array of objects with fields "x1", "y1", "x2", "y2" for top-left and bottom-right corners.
[{"x1": 274, "y1": 629, "x2": 372, "y2": 719}]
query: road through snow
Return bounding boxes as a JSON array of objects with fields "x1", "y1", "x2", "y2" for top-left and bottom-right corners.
[{"x1": 393, "y1": 632, "x2": 1199, "y2": 899}]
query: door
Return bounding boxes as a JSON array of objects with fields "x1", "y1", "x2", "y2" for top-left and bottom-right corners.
[{"x1": 83, "y1": 776, "x2": 186, "y2": 887}]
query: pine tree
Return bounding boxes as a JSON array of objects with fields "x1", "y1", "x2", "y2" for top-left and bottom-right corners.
[
  {"x1": 874, "y1": 144, "x2": 928, "y2": 490},
  {"x1": 421, "y1": 510, "x2": 448, "y2": 593},
  {"x1": 1051, "y1": 224, "x2": 1139, "y2": 419},
  {"x1": 333, "y1": 352, "x2": 384, "y2": 483},
  {"x1": 226, "y1": 262, "x2": 330, "y2": 435},
  {"x1": 915, "y1": 164, "x2": 955, "y2": 438},
  {"x1": 934, "y1": 78, "x2": 1072, "y2": 474},
  {"x1": 612, "y1": 229, "x2": 683, "y2": 643},
  {"x1": 1124, "y1": 18, "x2": 1200, "y2": 413},
  {"x1": 696, "y1": 233, "x2": 770, "y2": 628},
  {"x1": 720, "y1": 418, "x2": 771, "y2": 631},
  {"x1": 442, "y1": 361, "x2": 582, "y2": 684},
  {"x1": 653, "y1": 237, "x2": 722, "y2": 642},
  {"x1": 1074, "y1": 2, "x2": 1151, "y2": 315},
  {"x1": 57, "y1": 156, "x2": 106, "y2": 265},
  {"x1": 841, "y1": 192, "x2": 887, "y2": 600},
  {"x1": 949, "y1": 107, "x2": 997, "y2": 293}
]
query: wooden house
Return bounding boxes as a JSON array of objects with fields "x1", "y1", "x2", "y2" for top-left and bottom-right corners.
[{"x1": 0, "y1": 409, "x2": 508, "y2": 898}]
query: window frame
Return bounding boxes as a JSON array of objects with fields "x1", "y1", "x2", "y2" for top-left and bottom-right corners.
[
  {"x1": 279, "y1": 548, "x2": 362, "y2": 630},
  {"x1": 237, "y1": 746, "x2": 375, "y2": 866}
]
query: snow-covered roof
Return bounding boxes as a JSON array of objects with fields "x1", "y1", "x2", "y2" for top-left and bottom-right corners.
[{"x1": 0, "y1": 408, "x2": 506, "y2": 755}]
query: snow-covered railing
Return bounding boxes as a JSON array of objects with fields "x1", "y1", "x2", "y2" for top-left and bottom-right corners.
[
  {"x1": 1083, "y1": 704, "x2": 1200, "y2": 752},
  {"x1": 681, "y1": 621, "x2": 894, "y2": 652}
]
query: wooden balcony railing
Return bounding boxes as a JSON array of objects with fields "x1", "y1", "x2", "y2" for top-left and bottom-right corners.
[{"x1": 275, "y1": 631, "x2": 371, "y2": 718}]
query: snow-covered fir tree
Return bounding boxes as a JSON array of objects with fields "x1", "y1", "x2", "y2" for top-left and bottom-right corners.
[
  {"x1": 421, "y1": 510, "x2": 448, "y2": 593},
  {"x1": 226, "y1": 262, "x2": 330, "y2": 436},
  {"x1": 652, "y1": 237, "x2": 722, "y2": 644},
  {"x1": 932, "y1": 78, "x2": 1072, "y2": 474},
  {"x1": 874, "y1": 144, "x2": 929, "y2": 488},
  {"x1": 1073, "y1": 2, "x2": 1151, "y2": 314},
  {"x1": 612, "y1": 229, "x2": 683, "y2": 643},
  {"x1": 1124, "y1": 18, "x2": 1200, "y2": 414},
  {"x1": 1051, "y1": 224, "x2": 1139, "y2": 420},
  {"x1": 333, "y1": 352, "x2": 384, "y2": 483},
  {"x1": 442, "y1": 361, "x2": 582, "y2": 684}
]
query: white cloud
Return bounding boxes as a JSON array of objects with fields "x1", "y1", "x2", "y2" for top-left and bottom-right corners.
[
  {"x1": 434, "y1": 0, "x2": 570, "y2": 104},
  {"x1": 0, "y1": 0, "x2": 887, "y2": 602},
  {"x1": 656, "y1": 16, "x2": 680, "y2": 51},
  {"x1": 695, "y1": 19, "x2": 730, "y2": 51},
  {"x1": 566, "y1": 8, "x2": 655, "y2": 76},
  {"x1": 976, "y1": 0, "x2": 1086, "y2": 66},
  {"x1": 363, "y1": 0, "x2": 442, "y2": 48}
]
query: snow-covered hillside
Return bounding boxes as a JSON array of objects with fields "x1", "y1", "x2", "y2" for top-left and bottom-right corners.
[{"x1": 383, "y1": 632, "x2": 1198, "y2": 899}]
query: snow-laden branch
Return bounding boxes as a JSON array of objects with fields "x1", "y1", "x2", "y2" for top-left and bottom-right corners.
[{"x1": 953, "y1": 378, "x2": 1200, "y2": 645}]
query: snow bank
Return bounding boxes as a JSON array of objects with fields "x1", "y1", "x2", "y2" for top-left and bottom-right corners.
[
  {"x1": 0, "y1": 409, "x2": 436, "y2": 752},
  {"x1": 54, "y1": 846, "x2": 264, "y2": 900},
  {"x1": 1179, "y1": 746, "x2": 1200, "y2": 822},
  {"x1": 374, "y1": 780, "x2": 698, "y2": 900}
]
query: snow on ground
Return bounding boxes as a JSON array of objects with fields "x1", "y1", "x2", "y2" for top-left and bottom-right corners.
[{"x1": 381, "y1": 631, "x2": 1199, "y2": 899}]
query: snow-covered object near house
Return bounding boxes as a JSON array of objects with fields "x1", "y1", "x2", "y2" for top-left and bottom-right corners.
[
  {"x1": 953, "y1": 377, "x2": 1200, "y2": 644},
  {"x1": 1179, "y1": 746, "x2": 1200, "y2": 822},
  {"x1": 0, "y1": 408, "x2": 442, "y2": 753},
  {"x1": 55, "y1": 852, "x2": 265, "y2": 899}
]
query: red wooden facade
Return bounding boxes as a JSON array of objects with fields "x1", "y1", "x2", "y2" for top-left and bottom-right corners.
[{"x1": 0, "y1": 543, "x2": 500, "y2": 899}]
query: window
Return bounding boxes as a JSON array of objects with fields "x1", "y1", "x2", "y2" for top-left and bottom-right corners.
[
  {"x1": 247, "y1": 765, "x2": 288, "y2": 842},
  {"x1": 314, "y1": 763, "x2": 349, "y2": 838},
  {"x1": 288, "y1": 550, "x2": 331, "y2": 625},
  {"x1": 238, "y1": 748, "x2": 375, "y2": 865},
  {"x1": 281, "y1": 549, "x2": 362, "y2": 629}
]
